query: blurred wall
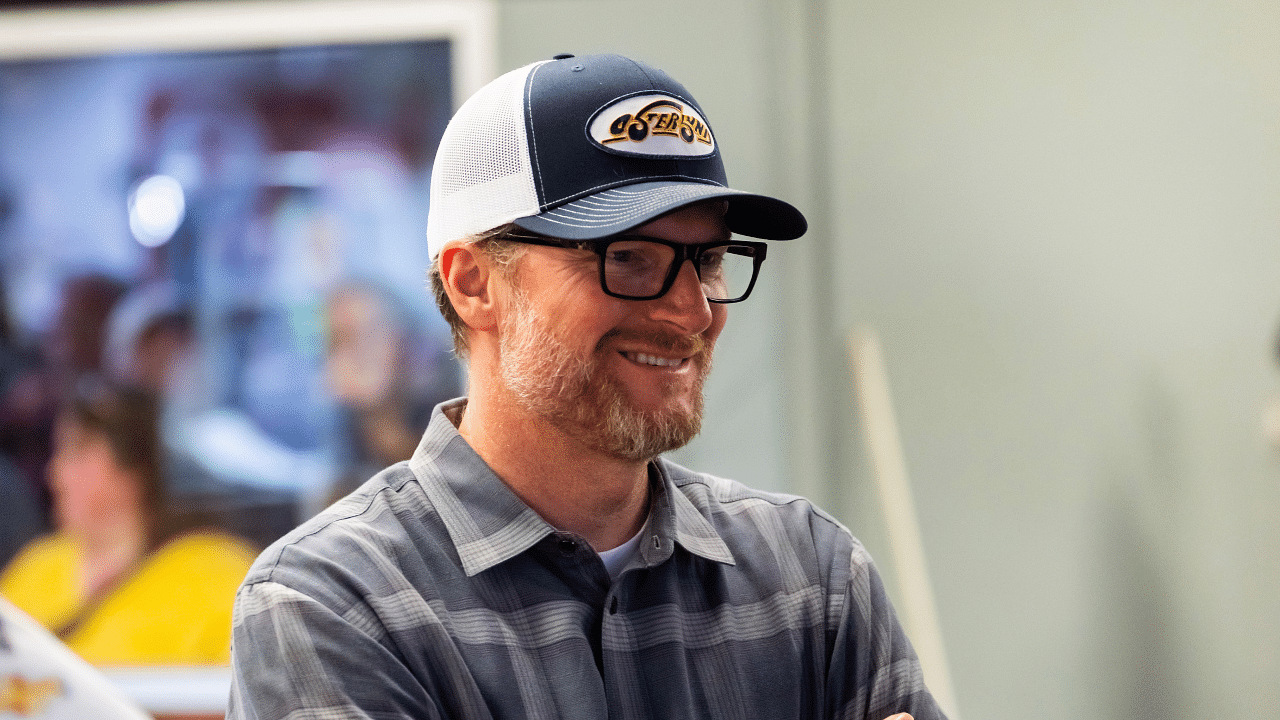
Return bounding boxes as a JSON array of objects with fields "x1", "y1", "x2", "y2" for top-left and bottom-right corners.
[{"x1": 498, "y1": 2, "x2": 1280, "y2": 720}]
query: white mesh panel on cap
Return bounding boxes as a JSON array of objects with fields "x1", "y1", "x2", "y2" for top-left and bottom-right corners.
[{"x1": 427, "y1": 61, "x2": 546, "y2": 258}]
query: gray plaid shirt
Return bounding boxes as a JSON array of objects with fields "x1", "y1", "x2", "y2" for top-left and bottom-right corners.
[{"x1": 228, "y1": 399, "x2": 945, "y2": 720}]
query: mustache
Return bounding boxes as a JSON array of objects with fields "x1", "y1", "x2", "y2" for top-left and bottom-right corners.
[{"x1": 597, "y1": 328, "x2": 710, "y2": 357}]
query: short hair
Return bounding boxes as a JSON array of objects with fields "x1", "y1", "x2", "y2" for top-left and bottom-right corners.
[
  {"x1": 429, "y1": 224, "x2": 527, "y2": 358},
  {"x1": 65, "y1": 376, "x2": 167, "y2": 547}
]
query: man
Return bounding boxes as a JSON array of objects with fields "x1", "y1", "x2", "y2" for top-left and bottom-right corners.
[{"x1": 229, "y1": 53, "x2": 945, "y2": 720}]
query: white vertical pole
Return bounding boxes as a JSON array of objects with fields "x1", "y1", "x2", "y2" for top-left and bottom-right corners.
[{"x1": 848, "y1": 327, "x2": 960, "y2": 719}]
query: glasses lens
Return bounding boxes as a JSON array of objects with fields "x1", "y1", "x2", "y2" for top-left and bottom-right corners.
[
  {"x1": 600, "y1": 239, "x2": 760, "y2": 300},
  {"x1": 699, "y1": 244, "x2": 758, "y2": 301},
  {"x1": 602, "y1": 239, "x2": 676, "y2": 298}
]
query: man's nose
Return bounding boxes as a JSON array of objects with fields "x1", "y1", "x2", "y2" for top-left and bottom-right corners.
[{"x1": 647, "y1": 259, "x2": 713, "y2": 334}]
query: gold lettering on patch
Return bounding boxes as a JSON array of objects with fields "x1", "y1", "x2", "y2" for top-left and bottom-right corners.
[{"x1": 602, "y1": 99, "x2": 713, "y2": 147}]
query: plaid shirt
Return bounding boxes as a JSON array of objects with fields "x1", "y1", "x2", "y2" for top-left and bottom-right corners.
[{"x1": 228, "y1": 399, "x2": 945, "y2": 720}]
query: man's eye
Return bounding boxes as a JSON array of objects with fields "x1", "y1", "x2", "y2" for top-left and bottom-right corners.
[
  {"x1": 700, "y1": 249, "x2": 727, "y2": 270},
  {"x1": 604, "y1": 242, "x2": 665, "y2": 272}
]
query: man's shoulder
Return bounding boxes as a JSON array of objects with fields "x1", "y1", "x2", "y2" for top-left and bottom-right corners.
[
  {"x1": 240, "y1": 461, "x2": 440, "y2": 589},
  {"x1": 657, "y1": 458, "x2": 852, "y2": 543}
]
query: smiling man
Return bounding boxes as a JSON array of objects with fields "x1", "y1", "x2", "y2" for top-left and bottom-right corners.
[{"x1": 228, "y1": 54, "x2": 945, "y2": 720}]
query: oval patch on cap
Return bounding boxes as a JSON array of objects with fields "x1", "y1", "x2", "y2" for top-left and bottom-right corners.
[{"x1": 587, "y1": 93, "x2": 716, "y2": 158}]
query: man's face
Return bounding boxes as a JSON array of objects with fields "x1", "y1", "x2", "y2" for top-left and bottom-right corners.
[{"x1": 495, "y1": 202, "x2": 730, "y2": 461}]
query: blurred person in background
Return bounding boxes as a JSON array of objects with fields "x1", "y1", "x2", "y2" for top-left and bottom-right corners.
[
  {"x1": 0, "y1": 376, "x2": 256, "y2": 666},
  {"x1": 45, "y1": 275, "x2": 129, "y2": 389},
  {"x1": 1, "y1": 273, "x2": 129, "y2": 543},
  {"x1": 322, "y1": 279, "x2": 459, "y2": 499},
  {"x1": 102, "y1": 282, "x2": 303, "y2": 549},
  {"x1": 102, "y1": 280, "x2": 195, "y2": 397}
]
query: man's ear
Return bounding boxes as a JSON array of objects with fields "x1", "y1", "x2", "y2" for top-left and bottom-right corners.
[{"x1": 440, "y1": 242, "x2": 498, "y2": 332}]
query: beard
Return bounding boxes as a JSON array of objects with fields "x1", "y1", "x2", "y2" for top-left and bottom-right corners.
[{"x1": 497, "y1": 285, "x2": 712, "y2": 462}]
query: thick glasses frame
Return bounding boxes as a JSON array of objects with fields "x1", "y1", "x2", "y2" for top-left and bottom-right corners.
[{"x1": 502, "y1": 232, "x2": 768, "y2": 303}]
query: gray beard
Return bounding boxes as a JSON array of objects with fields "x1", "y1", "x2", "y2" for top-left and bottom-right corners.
[{"x1": 497, "y1": 289, "x2": 708, "y2": 462}]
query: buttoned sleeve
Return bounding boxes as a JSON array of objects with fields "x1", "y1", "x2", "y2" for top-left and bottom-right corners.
[
  {"x1": 824, "y1": 541, "x2": 947, "y2": 720},
  {"x1": 228, "y1": 579, "x2": 444, "y2": 720}
]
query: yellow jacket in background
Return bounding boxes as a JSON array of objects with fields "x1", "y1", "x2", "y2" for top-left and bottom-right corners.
[{"x1": 0, "y1": 530, "x2": 256, "y2": 666}]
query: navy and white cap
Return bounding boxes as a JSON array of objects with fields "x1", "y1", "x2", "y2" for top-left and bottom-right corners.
[{"x1": 427, "y1": 53, "x2": 807, "y2": 259}]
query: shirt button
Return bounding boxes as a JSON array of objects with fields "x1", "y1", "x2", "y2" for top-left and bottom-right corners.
[{"x1": 557, "y1": 538, "x2": 577, "y2": 555}]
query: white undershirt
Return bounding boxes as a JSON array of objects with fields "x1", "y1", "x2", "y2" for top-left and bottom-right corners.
[{"x1": 597, "y1": 525, "x2": 645, "y2": 579}]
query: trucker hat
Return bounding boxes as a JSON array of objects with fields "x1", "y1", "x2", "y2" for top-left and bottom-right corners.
[{"x1": 426, "y1": 53, "x2": 807, "y2": 259}]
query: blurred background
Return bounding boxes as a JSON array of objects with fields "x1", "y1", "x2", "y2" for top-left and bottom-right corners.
[
  {"x1": 0, "y1": 37, "x2": 460, "y2": 543},
  {"x1": 1, "y1": 0, "x2": 1279, "y2": 719}
]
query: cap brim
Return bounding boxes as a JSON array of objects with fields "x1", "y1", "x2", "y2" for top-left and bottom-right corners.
[{"x1": 511, "y1": 181, "x2": 807, "y2": 241}]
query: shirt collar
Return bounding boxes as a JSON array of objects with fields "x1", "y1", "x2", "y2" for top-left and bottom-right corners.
[
  {"x1": 410, "y1": 400, "x2": 553, "y2": 577},
  {"x1": 644, "y1": 459, "x2": 736, "y2": 567},
  {"x1": 410, "y1": 399, "x2": 735, "y2": 577}
]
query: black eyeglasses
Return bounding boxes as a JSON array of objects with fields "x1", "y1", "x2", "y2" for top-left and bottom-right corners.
[{"x1": 502, "y1": 232, "x2": 768, "y2": 303}]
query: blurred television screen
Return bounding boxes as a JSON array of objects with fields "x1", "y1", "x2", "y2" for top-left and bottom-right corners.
[{"x1": 0, "y1": 37, "x2": 464, "y2": 557}]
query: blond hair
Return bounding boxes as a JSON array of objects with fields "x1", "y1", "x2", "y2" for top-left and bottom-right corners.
[{"x1": 428, "y1": 224, "x2": 528, "y2": 358}]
